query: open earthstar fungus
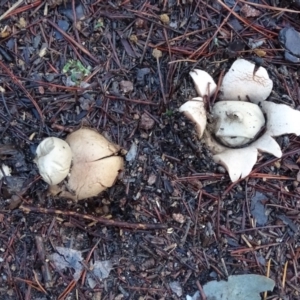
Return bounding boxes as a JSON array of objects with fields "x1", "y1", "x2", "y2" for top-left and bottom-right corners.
[{"x1": 180, "y1": 59, "x2": 300, "y2": 182}]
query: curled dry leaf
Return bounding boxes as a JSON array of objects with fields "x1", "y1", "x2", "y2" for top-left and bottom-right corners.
[
  {"x1": 220, "y1": 59, "x2": 273, "y2": 103},
  {"x1": 66, "y1": 128, "x2": 124, "y2": 200},
  {"x1": 35, "y1": 137, "x2": 72, "y2": 185}
]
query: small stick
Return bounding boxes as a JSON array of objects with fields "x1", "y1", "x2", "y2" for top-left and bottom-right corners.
[
  {"x1": 0, "y1": 61, "x2": 44, "y2": 122},
  {"x1": 282, "y1": 261, "x2": 288, "y2": 289},
  {"x1": 47, "y1": 19, "x2": 99, "y2": 64},
  {"x1": 180, "y1": 217, "x2": 192, "y2": 246},
  {"x1": 152, "y1": 49, "x2": 167, "y2": 105},
  {"x1": 0, "y1": 0, "x2": 23, "y2": 21},
  {"x1": 35, "y1": 236, "x2": 53, "y2": 288},
  {"x1": 140, "y1": 23, "x2": 153, "y2": 64},
  {"x1": 20, "y1": 205, "x2": 167, "y2": 230},
  {"x1": 196, "y1": 280, "x2": 207, "y2": 300},
  {"x1": 239, "y1": 0, "x2": 300, "y2": 13},
  {"x1": 263, "y1": 259, "x2": 271, "y2": 300}
]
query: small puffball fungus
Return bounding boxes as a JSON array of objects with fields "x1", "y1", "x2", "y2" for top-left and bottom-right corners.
[
  {"x1": 35, "y1": 137, "x2": 72, "y2": 185},
  {"x1": 189, "y1": 69, "x2": 217, "y2": 97},
  {"x1": 220, "y1": 59, "x2": 273, "y2": 103},
  {"x1": 212, "y1": 101, "x2": 265, "y2": 147},
  {"x1": 66, "y1": 128, "x2": 124, "y2": 200}
]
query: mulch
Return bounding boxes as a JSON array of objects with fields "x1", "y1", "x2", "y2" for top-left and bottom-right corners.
[{"x1": 0, "y1": 0, "x2": 300, "y2": 299}]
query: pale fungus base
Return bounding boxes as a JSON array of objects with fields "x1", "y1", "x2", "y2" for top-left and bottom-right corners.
[
  {"x1": 212, "y1": 101, "x2": 265, "y2": 147},
  {"x1": 180, "y1": 59, "x2": 300, "y2": 182}
]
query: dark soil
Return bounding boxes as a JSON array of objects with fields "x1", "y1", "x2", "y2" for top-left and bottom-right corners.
[{"x1": 0, "y1": 0, "x2": 300, "y2": 299}]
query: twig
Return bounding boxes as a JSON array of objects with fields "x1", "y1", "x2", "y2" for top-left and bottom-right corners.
[
  {"x1": 180, "y1": 217, "x2": 192, "y2": 245},
  {"x1": 140, "y1": 23, "x2": 153, "y2": 64},
  {"x1": 196, "y1": 280, "x2": 207, "y2": 300},
  {"x1": 0, "y1": 61, "x2": 44, "y2": 122},
  {"x1": 6, "y1": 1, "x2": 42, "y2": 18},
  {"x1": 155, "y1": 52, "x2": 167, "y2": 105},
  {"x1": 239, "y1": 0, "x2": 300, "y2": 13},
  {"x1": 263, "y1": 259, "x2": 271, "y2": 300},
  {"x1": 20, "y1": 205, "x2": 167, "y2": 230},
  {"x1": 216, "y1": 0, "x2": 276, "y2": 38},
  {"x1": 282, "y1": 261, "x2": 288, "y2": 289},
  {"x1": 0, "y1": 0, "x2": 23, "y2": 21},
  {"x1": 35, "y1": 236, "x2": 53, "y2": 289},
  {"x1": 46, "y1": 19, "x2": 99, "y2": 64},
  {"x1": 188, "y1": 1, "x2": 237, "y2": 59}
]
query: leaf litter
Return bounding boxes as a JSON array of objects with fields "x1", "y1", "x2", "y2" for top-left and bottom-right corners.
[
  {"x1": 186, "y1": 274, "x2": 275, "y2": 300},
  {"x1": 0, "y1": 0, "x2": 300, "y2": 299}
]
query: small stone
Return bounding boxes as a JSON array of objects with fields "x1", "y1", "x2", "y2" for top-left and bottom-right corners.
[
  {"x1": 160, "y1": 14, "x2": 170, "y2": 24},
  {"x1": 147, "y1": 174, "x2": 157, "y2": 185},
  {"x1": 129, "y1": 34, "x2": 138, "y2": 43},
  {"x1": 240, "y1": 4, "x2": 261, "y2": 17},
  {"x1": 135, "y1": 18, "x2": 145, "y2": 28},
  {"x1": 172, "y1": 213, "x2": 186, "y2": 224},
  {"x1": 120, "y1": 80, "x2": 133, "y2": 93},
  {"x1": 19, "y1": 17, "x2": 27, "y2": 28},
  {"x1": 152, "y1": 48, "x2": 162, "y2": 59},
  {"x1": 279, "y1": 27, "x2": 300, "y2": 59},
  {"x1": 139, "y1": 113, "x2": 155, "y2": 130}
]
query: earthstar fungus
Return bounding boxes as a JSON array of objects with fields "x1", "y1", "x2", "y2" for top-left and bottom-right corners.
[{"x1": 180, "y1": 59, "x2": 300, "y2": 182}]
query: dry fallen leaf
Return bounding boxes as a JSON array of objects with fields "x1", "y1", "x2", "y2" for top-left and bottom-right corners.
[
  {"x1": 240, "y1": 4, "x2": 262, "y2": 17},
  {"x1": 49, "y1": 247, "x2": 83, "y2": 281},
  {"x1": 87, "y1": 260, "x2": 113, "y2": 288},
  {"x1": 186, "y1": 274, "x2": 275, "y2": 300}
]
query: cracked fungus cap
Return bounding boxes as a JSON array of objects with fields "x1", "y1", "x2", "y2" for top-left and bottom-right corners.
[
  {"x1": 66, "y1": 128, "x2": 124, "y2": 200},
  {"x1": 35, "y1": 137, "x2": 72, "y2": 185}
]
